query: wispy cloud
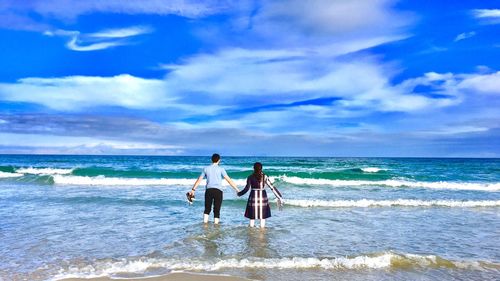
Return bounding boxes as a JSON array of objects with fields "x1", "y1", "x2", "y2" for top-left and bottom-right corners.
[
  {"x1": 253, "y1": 0, "x2": 413, "y2": 37},
  {"x1": 457, "y1": 71, "x2": 500, "y2": 95},
  {"x1": 44, "y1": 26, "x2": 153, "y2": 51},
  {"x1": 0, "y1": 1, "x2": 224, "y2": 32},
  {"x1": 473, "y1": 9, "x2": 500, "y2": 18},
  {"x1": 454, "y1": 31, "x2": 476, "y2": 42},
  {"x1": 472, "y1": 9, "x2": 500, "y2": 24},
  {"x1": 198, "y1": 0, "x2": 413, "y2": 50},
  {"x1": 0, "y1": 74, "x2": 170, "y2": 110},
  {"x1": 87, "y1": 26, "x2": 153, "y2": 38},
  {"x1": 5, "y1": 54, "x2": 496, "y2": 117},
  {"x1": 0, "y1": 0, "x2": 228, "y2": 22},
  {"x1": 0, "y1": 133, "x2": 184, "y2": 155},
  {"x1": 0, "y1": 113, "x2": 498, "y2": 157},
  {"x1": 161, "y1": 47, "x2": 455, "y2": 113}
]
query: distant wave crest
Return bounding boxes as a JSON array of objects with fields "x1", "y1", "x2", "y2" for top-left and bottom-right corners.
[
  {"x1": 278, "y1": 176, "x2": 500, "y2": 191},
  {"x1": 52, "y1": 175, "x2": 248, "y2": 186},
  {"x1": 285, "y1": 199, "x2": 500, "y2": 208},
  {"x1": 16, "y1": 167, "x2": 74, "y2": 175},
  {"x1": 361, "y1": 167, "x2": 386, "y2": 173},
  {"x1": 16, "y1": 174, "x2": 500, "y2": 192},
  {"x1": 0, "y1": 171, "x2": 23, "y2": 178}
]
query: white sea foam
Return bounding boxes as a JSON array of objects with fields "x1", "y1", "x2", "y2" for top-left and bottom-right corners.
[
  {"x1": 52, "y1": 175, "x2": 248, "y2": 186},
  {"x1": 278, "y1": 176, "x2": 500, "y2": 192},
  {"x1": 0, "y1": 171, "x2": 23, "y2": 178},
  {"x1": 53, "y1": 252, "x2": 498, "y2": 280},
  {"x1": 52, "y1": 254, "x2": 393, "y2": 279},
  {"x1": 49, "y1": 174, "x2": 500, "y2": 191},
  {"x1": 17, "y1": 167, "x2": 74, "y2": 175},
  {"x1": 285, "y1": 199, "x2": 500, "y2": 208},
  {"x1": 361, "y1": 167, "x2": 385, "y2": 173}
]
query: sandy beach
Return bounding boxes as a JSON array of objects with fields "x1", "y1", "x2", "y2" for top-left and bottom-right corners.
[{"x1": 59, "y1": 272, "x2": 253, "y2": 281}]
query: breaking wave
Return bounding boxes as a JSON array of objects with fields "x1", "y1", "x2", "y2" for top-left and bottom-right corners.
[
  {"x1": 284, "y1": 199, "x2": 500, "y2": 208},
  {"x1": 53, "y1": 252, "x2": 499, "y2": 280},
  {"x1": 278, "y1": 176, "x2": 500, "y2": 191},
  {"x1": 16, "y1": 167, "x2": 74, "y2": 175},
  {"x1": 52, "y1": 175, "x2": 248, "y2": 186},
  {"x1": 0, "y1": 171, "x2": 23, "y2": 178},
  {"x1": 360, "y1": 167, "x2": 386, "y2": 173},
  {"x1": 5, "y1": 172, "x2": 499, "y2": 192}
]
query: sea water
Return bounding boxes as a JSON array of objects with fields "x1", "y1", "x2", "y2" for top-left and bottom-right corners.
[{"x1": 0, "y1": 155, "x2": 499, "y2": 280}]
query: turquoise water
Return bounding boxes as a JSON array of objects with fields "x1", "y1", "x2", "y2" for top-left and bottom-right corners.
[{"x1": 0, "y1": 155, "x2": 499, "y2": 280}]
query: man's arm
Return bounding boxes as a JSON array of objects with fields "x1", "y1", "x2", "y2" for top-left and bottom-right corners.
[
  {"x1": 224, "y1": 175, "x2": 240, "y2": 193},
  {"x1": 190, "y1": 175, "x2": 204, "y2": 195}
]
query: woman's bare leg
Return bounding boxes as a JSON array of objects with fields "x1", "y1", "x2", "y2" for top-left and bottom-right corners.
[
  {"x1": 260, "y1": 219, "x2": 266, "y2": 228},
  {"x1": 249, "y1": 219, "x2": 255, "y2": 227}
]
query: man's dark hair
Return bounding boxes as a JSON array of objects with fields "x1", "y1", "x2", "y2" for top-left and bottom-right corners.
[{"x1": 211, "y1": 153, "x2": 221, "y2": 163}]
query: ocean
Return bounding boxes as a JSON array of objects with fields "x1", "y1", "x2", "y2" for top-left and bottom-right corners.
[{"x1": 0, "y1": 155, "x2": 499, "y2": 280}]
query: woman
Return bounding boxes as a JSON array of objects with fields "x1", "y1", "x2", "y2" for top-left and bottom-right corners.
[{"x1": 237, "y1": 162, "x2": 284, "y2": 228}]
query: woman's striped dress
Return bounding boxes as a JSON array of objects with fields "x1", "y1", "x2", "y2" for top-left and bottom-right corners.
[{"x1": 238, "y1": 174, "x2": 283, "y2": 219}]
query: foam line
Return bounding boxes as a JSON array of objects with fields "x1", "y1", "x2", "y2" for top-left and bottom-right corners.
[
  {"x1": 284, "y1": 199, "x2": 500, "y2": 208},
  {"x1": 53, "y1": 252, "x2": 499, "y2": 280},
  {"x1": 361, "y1": 167, "x2": 385, "y2": 173},
  {"x1": 278, "y1": 176, "x2": 500, "y2": 191},
  {"x1": 0, "y1": 171, "x2": 23, "y2": 178},
  {"x1": 52, "y1": 175, "x2": 248, "y2": 186},
  {"x1": 17, "y1": 167, "x2": 74, "y2": 175}
]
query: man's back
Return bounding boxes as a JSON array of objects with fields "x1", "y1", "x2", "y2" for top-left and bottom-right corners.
[{"x1": 202, "y1": 164, "x2": 228, "y2": 189}]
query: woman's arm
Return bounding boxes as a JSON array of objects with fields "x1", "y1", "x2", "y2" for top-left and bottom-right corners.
[
  {"x1": 265, "y1": 176, "x2": 283, "y2": 200},
  {"x1": 265, "y1": 176, "x2": 284, "y2": 210}
]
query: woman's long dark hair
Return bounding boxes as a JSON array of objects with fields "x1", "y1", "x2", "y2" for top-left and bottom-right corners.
[{"x1": 253, "y1": 162, "x2": 264, "y2": 184}]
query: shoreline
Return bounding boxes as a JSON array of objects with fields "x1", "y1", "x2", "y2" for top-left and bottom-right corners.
[{"x1": 57, "y1": 272, "x2": 253, "y2": 281}]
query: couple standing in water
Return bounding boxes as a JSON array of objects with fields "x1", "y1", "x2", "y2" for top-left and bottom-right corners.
[{"x1": 188, "y1": 154, "x2": 284, "y2": 228}]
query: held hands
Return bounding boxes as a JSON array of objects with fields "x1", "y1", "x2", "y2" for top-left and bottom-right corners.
[{"x1": 233, "y1": 185, "x2": 240, "y2": 194}]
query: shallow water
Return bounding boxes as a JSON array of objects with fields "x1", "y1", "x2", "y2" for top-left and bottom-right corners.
[{"x1": 0, "y1": 155, "x2": 499, "y2": 280}]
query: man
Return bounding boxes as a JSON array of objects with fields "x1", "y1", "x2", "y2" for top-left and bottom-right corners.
[{"x1": 189, "y1": 153, "x2": 240, "y2": 224}]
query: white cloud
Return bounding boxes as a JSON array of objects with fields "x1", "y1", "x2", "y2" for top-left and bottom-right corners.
[
  {"x1": 88, "y1": 26, "x2": 153, "y2": 38},
  {"x1": 2, "y1": 0, "x2": 228, "y2": 20},
  {"x1": 162, "y1": 47, "x2": 456, "y2": 113},
  {"x1": 0, "y1": 74, "x2": 171, "y2": 110},
  {"x1": 0, "y1": 47, "x2": 464, "y2": 114},
  {"x1": 66, "y1": 36, "x2": 127, "y2": 51},
  {"x1": 458, "y1": 71, "x2": 500, "y2": 95},
  {"x1": 454, "y1": 31, "x2": 476, "y2": 42},
  {"x1": 0, "y1": 132, "x2": 178, "y2": 148},
  {"x1": 44, "y1": 26, "x2": 153, "y2": 51},
  {"x1": 402, "y1": 70, "x2": 500, "y2": 96},
  {"x1": 0, "y1": 133, "x2": 184, "y2": 155},
  {"x1": 473, "y1": 9, "x2": 500, "y2": 18},
  {"x1": 254, "y1": 0, "x2": 412, "y2": 38},
  {"x1": 417, "y1": 126, "x2": 489, "y2": 136},
  {"x1": 472, "y1": 9, "x2": 500, "y2": 24},
  {"x1": 200, "y1": 0, "x2": 413, "y2": 51}
]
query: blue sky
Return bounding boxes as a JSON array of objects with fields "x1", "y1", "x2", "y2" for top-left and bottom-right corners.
[{"x1": 0, "y1": 0, "x2": 499, "y2": 157}]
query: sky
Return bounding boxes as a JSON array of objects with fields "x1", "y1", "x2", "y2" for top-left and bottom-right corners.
[{"x1": 0, "y1": 0, "x2": 499, "y2": 157}]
